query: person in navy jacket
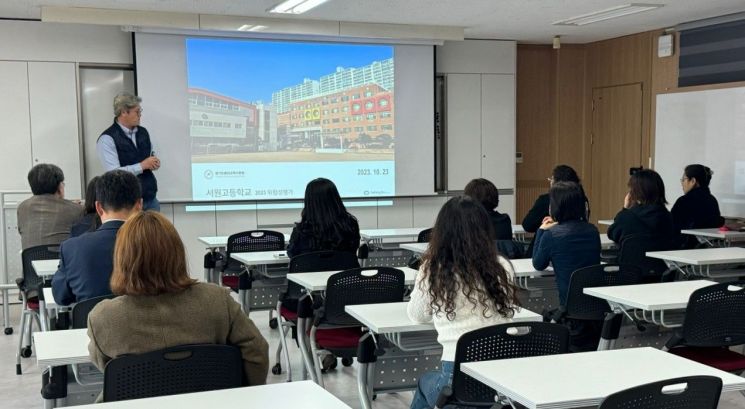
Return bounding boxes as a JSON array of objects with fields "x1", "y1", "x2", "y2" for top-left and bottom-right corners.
[
  {"x1": 532, "y1": 182, "x2": 600, "y2": 305},
  {"x1": 52, "y1": 170, "x2": 142, "y2": 306}
]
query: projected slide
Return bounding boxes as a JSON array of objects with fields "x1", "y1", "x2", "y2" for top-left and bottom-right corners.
[{"x1": 186, "y1": 38, "x2": 395, "y2": 201}]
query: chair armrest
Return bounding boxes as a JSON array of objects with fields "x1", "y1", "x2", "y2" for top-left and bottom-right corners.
[{"x1": 434, "y1": 385, "x2": 453, "y2": 409}]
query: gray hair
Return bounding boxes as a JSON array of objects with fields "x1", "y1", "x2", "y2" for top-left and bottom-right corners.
[{"x1": 113, "y1": 93, "x2": 142, "y2": 117}]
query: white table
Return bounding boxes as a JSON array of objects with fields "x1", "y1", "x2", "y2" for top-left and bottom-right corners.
[
  {"x1": 403, "y1": 234, "x2": 613, "y2": 255},
  {"x1": 198, "y1": 234, "x2": 291, "y2": 283},
  {"x1": 364, "y1": 226, "x2": 527, "y2": 246},
  {"x1": 646, "y1": 247, "x2": 745, "y2": 278},
  {"x1": 287, "y1": 267, "x2": 418, "y2": 292},
  {"x1": 680, "y1": 228, "x2": 745, "y2": 247},
  {"x1": 598, "y1": 219, "x2": 614, "y2": 226},
  {"x1": 584, "y1": 280, "x2": 718, "y2": 330},
  {"x1": 32, "y1": 259, "x2": 59, "y2": 277},
  {"x1": 230, "y1": 250, "x2": 290, "y2": 267},
  {"x1": 360, "y1": 227, "x2": 431, "y2": 246},
  {"x1": 512, "y1": 224, "x2": 527, "y2": 241},
  {"x1": 345, "y1": 302, "x2": 542, "y2": 334},
  {"x1": 398, "y1": 246, "x2": 553, "y2": 290},
  {"x1": 229, "y1": 251, "x2": 290, "y2": 315},
  {"x1": 600, "y1": 233, "x2": 615, "y2": 250},
  {"x1": 34, "y1": 328, "x2": 90, "y2": 367},
  {"x1": 399, "y1": 242, "x2": 427, "y2": 254},
  {"x1": 460, "y1": 347, "x2": 745, "y2": 409},
  {"x1": 39, "y1": 287, "x2": 66, "y2": 332},
  {"x1": 30, "y1": 260, "x2": 59, "y2": 332},
  {"x1": 344, "y1": 301, "x2": 541, "y2": 409},
  {"x1": 68, "y1": 381, "x2": 351, "y2": 409}
]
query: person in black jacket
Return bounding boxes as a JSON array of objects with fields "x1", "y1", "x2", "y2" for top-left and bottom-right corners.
[
  {"x1": 287, "y1": 178, "x2": 360, "y2": 258},
  {"x1": 522, "y1": 165, "x2": 589, "y2": 255},
  {"x1": 672, "y1": 164, "x2": 724, "y2": 248},
  {"x1": 464, "y1": 178, "x2": 512, "y2": 240},
  {"x1": 607, "y1": 169, "x2": 676, "y2": 248}
]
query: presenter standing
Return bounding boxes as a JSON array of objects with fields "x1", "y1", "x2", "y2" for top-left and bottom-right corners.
[{"x1": 97, "y1": 93, "x2": 161, "y2": 211}]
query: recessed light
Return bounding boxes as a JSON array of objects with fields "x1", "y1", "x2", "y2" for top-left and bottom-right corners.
[
  {"x1": 553, "y1": 3, "x2": 664, "y2": 26},
  {"x1": 268, "y1": 0, "x2": 330, "y2": 14},
  {"x1": 238, "y1": 24, "x2": 268, "y2": 32}
]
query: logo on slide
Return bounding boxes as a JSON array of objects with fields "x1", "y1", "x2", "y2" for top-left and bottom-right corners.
[{"x1": 204, "y1": 170, "x2": 214, "y2": 179}]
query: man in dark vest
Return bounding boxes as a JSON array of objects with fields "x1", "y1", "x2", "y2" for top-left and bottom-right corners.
[{"x1": 96, "y1": 93, "x2": 161, "y2": 211}]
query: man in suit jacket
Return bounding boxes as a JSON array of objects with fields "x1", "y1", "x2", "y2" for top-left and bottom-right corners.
[
  {"x1": 17, "y1": 164, "x2": 83, "y2": 250},
  {"x1": 52, "y1": 170, "x2": 142, "y2": 306}
]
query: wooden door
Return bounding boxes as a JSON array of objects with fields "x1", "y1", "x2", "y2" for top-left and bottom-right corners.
[{"x1": 590, "y1": 83, "x2": 643, "y2": 225}]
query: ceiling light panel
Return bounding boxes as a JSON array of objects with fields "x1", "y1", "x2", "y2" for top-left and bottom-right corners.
[
  {"x1": 269, "y1": 0, "x2": 330, "y2": 14},
  {"x1": 553, "y1": 3, "x2": 664, "y2": 26}
]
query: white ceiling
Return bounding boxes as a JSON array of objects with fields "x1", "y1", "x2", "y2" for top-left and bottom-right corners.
[{"x1": 2, "y1": 0, "x2": 745, "y2": 43}]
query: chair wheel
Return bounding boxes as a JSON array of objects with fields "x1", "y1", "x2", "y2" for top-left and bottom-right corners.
[
  {"x1": 269, "y1": 318, "x2": 278, "y2": 329},
  {"x1": 372, "y1": 394, "x2": 377, "y2": 401},
  {"x1": 21, "y1": 346, "x2": 32, "y2": 358},
  {"x1": 271, "y1": 363, "x2": 282, "y2": 375},
  {"x1": 341, "y1": 357, "x2": 353, "y2": 367},
  {"x1": 4, "y1": 327, "x2": 12, "y2": 335},
  {"x1": 321, "y1": 354, "x2": 337, "y2": 372}
]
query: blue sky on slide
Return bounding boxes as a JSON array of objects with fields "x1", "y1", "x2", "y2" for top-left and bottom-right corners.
[{"x1": 186, "y1": 38, "x2": 393, "y2": 103}]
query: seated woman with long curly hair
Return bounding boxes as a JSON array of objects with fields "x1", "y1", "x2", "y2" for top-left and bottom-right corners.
[{"x1": 407, "y1": 196, "x2": 520, "y2": 409}]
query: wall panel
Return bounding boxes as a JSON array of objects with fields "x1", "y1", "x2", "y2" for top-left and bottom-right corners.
[{"x1": 0, "y1": 61, "x2": 33, "y2": 191}]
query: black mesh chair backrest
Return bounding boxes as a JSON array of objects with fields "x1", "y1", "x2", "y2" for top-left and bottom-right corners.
[
  {"x1": 322, "y1": 267, "x2": 406, "y2": 326},
  {"x1": 103, "y1": 344, "x2": 242, "y2": 402},
  {"x1": 286, "y1": 251, "x2": 360, "y2": 301},
  {"x1": 618, "y1": 234, "x2": 670, "y2": 280},
  {"x1": 223, "y1": 230, "x2": 285, "y2": 271},
  {"x1": 417, "y1": 228, "x2": 433, "y2": 243},
  {"x1": 20, "y1": 244, "x2": 60, "y2": 292},
  {"x1": 451, "y1": 322, "x2": 570, "y2": 406},
  {"x1": 72, "y1": 294, "x2": 116, "y2": 329},
  {"x1": 598, "y1": 376, "x2": 722, "y2": 409},
  {"x1": 680, "y1": 282, "x2": 745, "y2": 347},
  {"x1": 565, "y1": 264, "x2": 643, "y2": 321}
]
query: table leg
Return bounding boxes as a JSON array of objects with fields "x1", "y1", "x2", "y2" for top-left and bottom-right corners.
[
  {"x1": 2, "y1": 288, "x2": 10, "y2": 333},
  {"x1": 663, "y1": 261, "x2": 689, "y2": 278},
  {"x1": 356, "y1": 362, "x2": 373, "y2": 409},
  {"x1": 597, "y1": 311, "x2": 622, "y2": 351},
  {"x1": 39, "y1": 300, "x2": 50, "y2": 332}
]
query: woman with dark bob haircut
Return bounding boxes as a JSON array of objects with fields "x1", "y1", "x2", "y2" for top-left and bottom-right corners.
[
  {"x1": 87, "y1": 211, "x2": 269, "y2": 389},
  {"x1": 464, "y1": 178, "x2": 512, "y2": 240},
  {"x1": 672, "y1": 164, "x2": 724, "y2": 248},
  {"x1": 532, "y1": 182, "x2": 600, "y2": 305},
  {"x1": 287, "y1": 178, "x2": 360, "y2": 257},
  {"x1": 608, "y1": 169, "x2": 676, "y2": 248},
  {"x1": 407, "y1": 196, "x2": 520, "y2": 409}
]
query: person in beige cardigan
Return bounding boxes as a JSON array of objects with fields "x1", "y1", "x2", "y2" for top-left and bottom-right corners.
[{"x1": 87, "y1": 211, "x2": 269, "y2": 388}]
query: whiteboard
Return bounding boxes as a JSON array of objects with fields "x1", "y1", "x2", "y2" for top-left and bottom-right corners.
[{"x1": 655, "y1": 86, "x2": 745, "y2": 217}]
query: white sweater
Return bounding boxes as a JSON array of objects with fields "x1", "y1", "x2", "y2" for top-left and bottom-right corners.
[{"x1": 406, "y1": 256, "x2": 517, "y2": 361}]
